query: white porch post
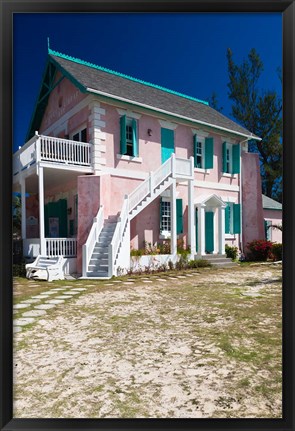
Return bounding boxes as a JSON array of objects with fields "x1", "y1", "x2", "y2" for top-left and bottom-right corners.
[
  {"x1": 188, "y1": 179, "x2": 196, "y2": 255},
  {"x1": 20, "y1": 179, "x2": 26, "y2": 239},
  {"x1": 170, "y1": 180, "x2": 177, "y2": 256},
  {"x1": 198, "y1": 204, "x2": 206, "y2": 256},
  {"x1": 218, "y1": 206, "x2": 226, "y2": 254},
  {"x1": 38, "y1": 165, "x2": 46, "y2": 255}
]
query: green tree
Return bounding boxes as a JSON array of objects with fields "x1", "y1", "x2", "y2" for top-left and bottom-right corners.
[
  {"x1": 226, "y1": 48, "x2": 282, "y2": 201},
  {"x1": 208, "y1": 91, "x2": 223, "y2": 113}
]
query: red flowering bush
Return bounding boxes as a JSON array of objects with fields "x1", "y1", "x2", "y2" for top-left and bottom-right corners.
[{"x1": 246, "y1": 239, "x2": 273, "y2": 261}]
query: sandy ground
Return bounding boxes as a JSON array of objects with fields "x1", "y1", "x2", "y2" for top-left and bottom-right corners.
[{"x1": 13, "y1": 264, "x2": 282, "y2": 418}]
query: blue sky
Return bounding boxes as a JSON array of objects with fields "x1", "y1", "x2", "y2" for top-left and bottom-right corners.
[{"x1": 13, "y1": 13, "x2": 282, "y2": 152}]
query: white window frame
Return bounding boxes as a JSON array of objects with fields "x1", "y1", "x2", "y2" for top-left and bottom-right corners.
[
  {"x1": 70, "y1": 124, "x2": 87, "y2": 143},
  {"x1": 125, "y1": 118, "x2": 135, "y2": 157},
  {"x1": 160, "y1": 199, "x2": 171, "y2": 239}
]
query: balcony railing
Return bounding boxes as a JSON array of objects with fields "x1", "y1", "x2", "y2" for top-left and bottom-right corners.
[
  {"x1": 46, "y1": 238, "x2": 77, "y2": 257},
  {"x1": 13, "y1": 133, "x2": 92, "y2": 176}
]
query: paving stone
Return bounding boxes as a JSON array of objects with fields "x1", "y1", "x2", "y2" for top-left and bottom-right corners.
[
  {"x1": 177, "y1": 276, "x2": 187, "y2": 279},
  {"x1": 155, "y1": 278, "x2": 164, "y2": 281},
  {"x1": 104, "y1": 283, "x2": 114, "y2": 286},
  {"x1": 168, "y1": 277, "x2": 178, "y2": 280},
  {"x1": 49, "y1": 288, "x2": 66, "y2": 291},
  {"x1": 39, "y1": 291, "x2": 56, "y2": 295},
  {"x1": 13, "y1": 326, "x2": 22, "y2": 333},
  {"x1": 55, "y1": 295, "x2": 72, "y2": 299},
  {"x1": 13, "y1": 317, "x2": 35, "y2": 326},
  {"x1": 13, "y1": 303, "x2": 30, "y2": 309},
  {"x1": 123, "y1": 282, "x2": 134, "y2": 285},
  {"x1": 34, "y1": 304, "x2": 56, "y2": 310},
  {"x1": 142, "y1": 280, "x2": 153, "y2": 283},
  {"x1": 22, "y1": 309, "x2": 47, "y2": 317},
  {"x1": 47, "y1": 299, "x2": 65, "y2": 304},
  {"x1": 21, "y1": 299, "x2": 41, "y2": 304},
  {"x1": 185, "y1": 274, "x2": 194, "y2": 277}
]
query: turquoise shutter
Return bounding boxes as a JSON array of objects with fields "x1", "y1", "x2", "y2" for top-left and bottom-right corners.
[
  {"x1": 160, "y1": 198, "x2": 163, "y2": 231},
  {"x1": 233, "y1": 204, "x2": 241, "y2": 234},
  {"x1": 132, "y1": 118, "x2": 138, "y2": 157},
  {"x1": 222, "y1": 142, "x2": 227, "y2": 172},
  {"x1": 204, "y1": 137, "x2": 214, "y2": 169},
  {"x1": 176, "y1": 199, "x2": 183, "y2": 234},
  {"x1": 193, "y1": 134, "x2": 198, "y2": 168},
  {"x1": 161, "y1": 128, "x2": 174, "y2": 163},
  {"x1": 232, "y1": 144, "x2": 240, "y2": 174},
  {"x1": 225, "y1": 203, "x2": 230, "y2": 234},
  {"x1": 120, "y1": 115, "x2": 127, "y2": 154}
]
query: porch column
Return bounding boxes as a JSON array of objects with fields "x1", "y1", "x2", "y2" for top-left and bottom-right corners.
[
  {"x1": 20, "y1": 179, "x2": 26, "y2": 239},
  {"x1": 188, "y1": 179, "x2": 196, "y2": 255},
  {"x1": 170, "y1": 180, "x2": 177, "y2": 256},
  {"x1": 198, "y1": 204, "x2": 206, "y2": 256},
  {"x1": 218, "y1": 206, "x2": 226, "y2": 254},
  {"x1": 38, "y1": 165, "x2": 46, "y2": 255}
]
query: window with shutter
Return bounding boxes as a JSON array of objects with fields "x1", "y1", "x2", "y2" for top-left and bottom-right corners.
[
  {"x1": 222, "y1": 142, "x2": 240, "y2": 174},
  {"x1": 120, "y1": 115, "x2": 138, "y2": 157}
]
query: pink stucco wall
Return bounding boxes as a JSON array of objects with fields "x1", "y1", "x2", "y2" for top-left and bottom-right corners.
[
  {"x1": 39, "y1": 73, "x2": 89, "y2": 136},
  {"x1": 101, "y1": 103, "x2": 240, "y2": 190},
  {"x1": 263, "y1": 209, "x2": 282, "y2": 243},
  {"x1": 242, "y1": 152, "x2": 265, "y2": 253}
]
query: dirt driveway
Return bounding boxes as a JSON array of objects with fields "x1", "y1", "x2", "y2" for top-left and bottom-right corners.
[{"x1": 13, "y1": 263, "x2": 282, "y2": 418}]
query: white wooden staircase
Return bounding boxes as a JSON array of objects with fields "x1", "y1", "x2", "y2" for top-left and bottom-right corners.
[{"x1": 82, "y1": 154, "x2": 194, "y2": 278}]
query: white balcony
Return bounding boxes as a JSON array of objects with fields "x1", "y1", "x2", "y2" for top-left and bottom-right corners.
[{"x1": 13, "y1": 133, "x2": 93, "y2": 177}]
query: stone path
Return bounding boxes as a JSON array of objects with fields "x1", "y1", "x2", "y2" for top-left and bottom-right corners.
[
  {"x1": 13, "y1": 273, "x2": 198, "y2": 334},
  {"x1": 13, "y1": 285, "x2": 87, "y2": 333}
]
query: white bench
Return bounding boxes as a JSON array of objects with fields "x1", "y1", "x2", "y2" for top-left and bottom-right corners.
[{"x1": 26, "y1": 256, "x2": 64, "y2": 282}]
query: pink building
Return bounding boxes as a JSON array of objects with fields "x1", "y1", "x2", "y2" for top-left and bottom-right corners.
[{"x1": 13, "y1": 48, "x2": 266, "y2": 278}]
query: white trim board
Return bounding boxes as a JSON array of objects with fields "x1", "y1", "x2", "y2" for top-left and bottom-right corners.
[{"x1": 194, "y1": 180, "x2": 239, "y2": 192}]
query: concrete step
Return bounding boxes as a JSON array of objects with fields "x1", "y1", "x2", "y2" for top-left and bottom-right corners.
[
  {"x1": 200, "y1": 254, "x2": 238, "y2": 267},
  {"x1": 86, "y1": 271, "x2": 109, "y2": 278}
]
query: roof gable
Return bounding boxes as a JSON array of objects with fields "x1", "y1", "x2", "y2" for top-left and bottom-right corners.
[{"x1": 26, "y1": 48, "x2": 260, "y2": 143}]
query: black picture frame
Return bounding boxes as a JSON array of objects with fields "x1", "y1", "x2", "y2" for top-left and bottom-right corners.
[{"x1": 1, "y1": 1, "x2": 294, "y2": 430}]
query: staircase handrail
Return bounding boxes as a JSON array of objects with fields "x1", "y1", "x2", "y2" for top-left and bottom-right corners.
[
  {"x1": 108, "y1": 195, "x2": 129, "y2": 277},
  {"x1": 128, "y1": 154, "x2": 174, "y2": 213},
  {"x1": 82, "y1": 205, "x2": 104, "y2": 277}
]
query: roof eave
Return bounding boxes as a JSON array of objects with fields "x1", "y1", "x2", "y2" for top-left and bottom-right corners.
[{"x1": 86, "y1": 86, "x2": 261, "y2": 141}]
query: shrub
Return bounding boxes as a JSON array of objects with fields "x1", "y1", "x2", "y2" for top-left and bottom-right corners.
[
  {"x1": 225, "y1": 244, "x2": 238, "y2": 261},
  {"x1": 195, "y1": 259, "x2": 212, "y2": 268},
  {"x1": 130, "y1": 248, "x2": 144, "y2": 257},
  {"x1": 246, "y1": 239, "x2": 273, "y2": 261},
  {"x1": 271, "y1": 243, "x2": 282, "y2": 261}
]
